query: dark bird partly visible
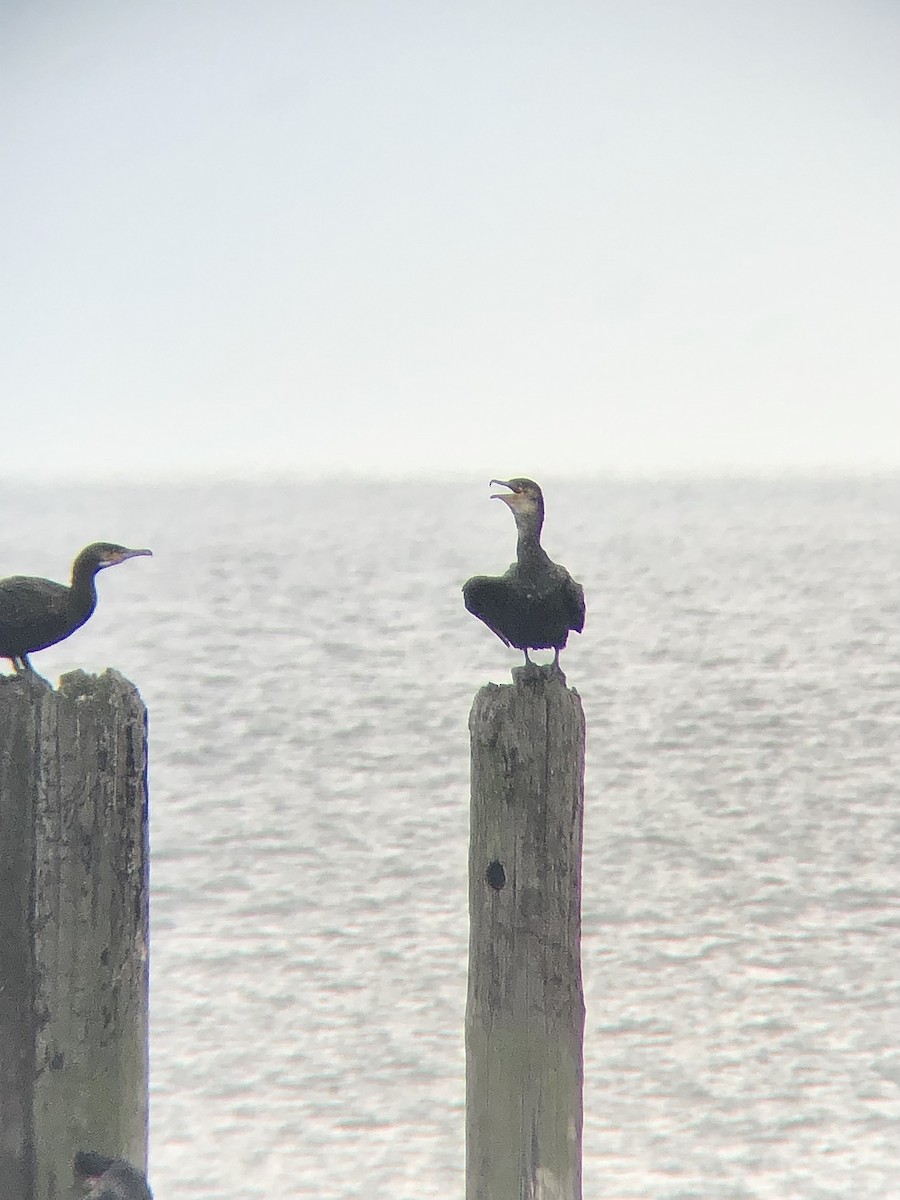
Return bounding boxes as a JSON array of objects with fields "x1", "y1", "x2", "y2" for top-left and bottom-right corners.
[
  {"x1": 0, "y1": 543, "x2": 152, "y2": 674},
  {"x1": 74, "y1": 1151, "x2": 153, "y2": 1199},
  {"x1": 463, "y1": 478, "x2": 585, "y2": 668}
]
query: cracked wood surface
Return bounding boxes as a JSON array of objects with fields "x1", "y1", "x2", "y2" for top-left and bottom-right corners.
[
  {"x1": 467, "y1": 666, "x2": 585, "y2": 1200},
  {"x1": 0, "y1": 670, "x2": 149, "y2": 1200}
]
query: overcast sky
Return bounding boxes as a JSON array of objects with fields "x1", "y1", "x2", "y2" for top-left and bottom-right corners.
[{"x1": 2, "y1": 0, "x2": 898, "y2": 480}]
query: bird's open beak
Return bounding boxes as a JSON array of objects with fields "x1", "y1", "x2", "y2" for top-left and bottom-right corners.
[{"x1": 490, "y1": 479, "x2": 514, "y2": 501}]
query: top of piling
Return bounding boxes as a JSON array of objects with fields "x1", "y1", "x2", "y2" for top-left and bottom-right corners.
[
  {"x1": 473, "y1": 661, "x2": 580, "y2": 699},
  {"x1": 0, "y1": 668, "x2": 144, "y2": 707}
]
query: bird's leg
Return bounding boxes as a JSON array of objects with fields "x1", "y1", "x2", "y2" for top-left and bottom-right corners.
[
  {"x1": 544, "y1": 647, "x2": 568, "y2": 684},
  {"x1": 13, "y1": 655, "x2": 34, "y2": 674},
  {"x1": 515, "y1": 647, "x2": 546, "y2": 683}
]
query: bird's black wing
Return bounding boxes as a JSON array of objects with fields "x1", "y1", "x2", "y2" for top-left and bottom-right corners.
[
  {"x1": 564, "y1": 573, "x2": 585, "y2": 633},
  {"x1": 0, "y1": 577, "x2": 69, "y2": 640},
  {"x1": 462, "y1": 575, "x2": 513, "y2": 647},
  {"x1": 538, "y1": 564, "x2": 585, "y2": 636}
]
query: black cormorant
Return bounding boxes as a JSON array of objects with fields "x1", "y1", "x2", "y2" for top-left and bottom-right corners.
[
  {"x1": 0, "y1": 543, "x2": 152, "y2": 673},
  {"x1": 74, "y1": 1151, "x2": 153, "y2": 1199},
  {"x1": 463, "y1": 478, "x2": 584, "y2": 667}
]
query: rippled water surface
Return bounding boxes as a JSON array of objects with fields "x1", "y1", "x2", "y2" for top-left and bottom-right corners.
[{"x1": 3, "y1": 477, "x2": 900, "y2": 1199}]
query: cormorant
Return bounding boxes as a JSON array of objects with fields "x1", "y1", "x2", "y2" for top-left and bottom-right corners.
[
  {"x1": 0, "y1": 543, "x2": 152, "y2": 673},
  {"x1": 74, "y1": 1151, "x2": 153, "y2": 1199},
  {"x1": 463, "y1": 478, "x2": 585, "y2": 668}
]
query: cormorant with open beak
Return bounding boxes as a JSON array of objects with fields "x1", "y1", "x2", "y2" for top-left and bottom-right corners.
[{"x1": 463, "y1": 478, "x2": 585, "y2": 668}]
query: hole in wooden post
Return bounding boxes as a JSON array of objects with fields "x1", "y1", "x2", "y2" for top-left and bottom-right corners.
[{"x1": 486, "y1": 860, "x2": 506, "y2": 890}]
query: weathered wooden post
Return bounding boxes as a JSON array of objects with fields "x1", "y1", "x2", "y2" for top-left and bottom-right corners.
[
  {"x1": 0, "y1": 670, "x2": 149, "y2": 1200},
  {"x1": 466, "y1": 666, "x2": 586, "y2": 1200}
]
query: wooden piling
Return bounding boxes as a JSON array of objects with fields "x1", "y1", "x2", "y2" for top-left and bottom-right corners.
[
  {"x1": 0, "y1": 670, "x2": 149, "y2": 1200},
  {"x1": 466, "y1": 666, "x2": 586, "y2": 1200}
]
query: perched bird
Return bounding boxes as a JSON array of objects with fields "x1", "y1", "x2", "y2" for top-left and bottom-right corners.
[
  {"x1": 0, "y1": 543, "x2": 152, "y2": 674},
  {"x1": 463, "y1": 477, "x2": 585, "y2": 668},
  {"x1": 73, "y1": 1151, "x2": 153, "y2": 1199}
]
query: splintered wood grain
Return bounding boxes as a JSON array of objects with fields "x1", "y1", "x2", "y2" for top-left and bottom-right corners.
[{"x1": 467, "y1": 668, "x2": 586, "y2": 1200}]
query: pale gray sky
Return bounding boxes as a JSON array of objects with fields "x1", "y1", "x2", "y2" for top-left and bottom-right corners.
[{"x1": 2, "y1": 0, "x2": 899, "y2": 479}]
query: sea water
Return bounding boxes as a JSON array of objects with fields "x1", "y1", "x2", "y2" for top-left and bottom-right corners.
[{"x1": 1, "y1": 476, "x2": 899, "y2": 1199}]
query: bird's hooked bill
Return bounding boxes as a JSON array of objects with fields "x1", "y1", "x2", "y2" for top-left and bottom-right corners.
[{"x1": 99, "y1": 547, "x2": 153, "y2": 567}]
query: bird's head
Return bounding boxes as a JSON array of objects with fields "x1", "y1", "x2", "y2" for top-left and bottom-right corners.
[
  {"x1": 73, "y1": 543, "x2": 153, "y2": 580},
  {"x1": 489, "y1": 478, "x2": 545, "y2": 530}
]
